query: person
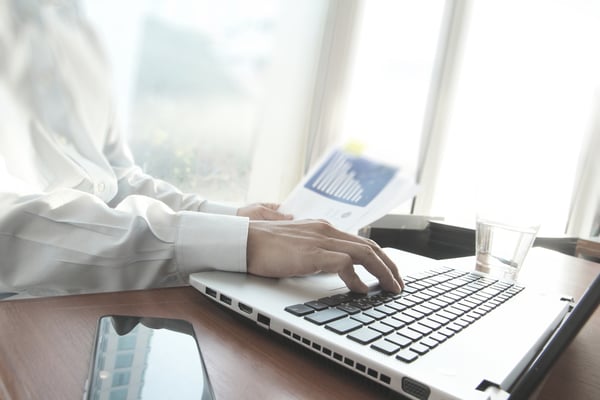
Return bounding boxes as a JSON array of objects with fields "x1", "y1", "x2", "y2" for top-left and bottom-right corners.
[{"x1": 0, "y1": 0, "x2": 402, "y2": 298}]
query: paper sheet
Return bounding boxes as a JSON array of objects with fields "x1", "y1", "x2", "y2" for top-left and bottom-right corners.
[{"x1": 279, "y1": 145, "x2": 419, "y2": 233}]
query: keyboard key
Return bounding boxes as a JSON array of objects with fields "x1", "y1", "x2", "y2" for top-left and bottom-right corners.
[
  {"x1": 429, "y1": 298, "x2": 450, "y2": 308},
  {"x1": 397, "y1": 327, "x2": 423, "y2": 341},
  {"x1": 420, "y1": 337, "x2": 439, "y2": 349},
  {"x1": 369, "y1": 322, "x2": 395, "y2": 335},
  {"x1": 428, "y1": 314, "x2": 450, "y2": 325},
  {"x1": 381, "y1": 316, "x2": 405, "y2": 330},
  {"x1": 453, "y1": 319, "x2": 470, "y2": 329},
  {"x1": 403, "y1": 295, "x2": 423, "y2": 305},
  {"x1": 386, "y1": 301, "x2": 407, "y2": 312},
  {"x1": 325, "y1": 317, "x2": 363, "y2": 334},
  {"x1": 437, "y1": 295, "x2": 456, "y2": 305},
  {"x1": 401, "y1": 286, "x2": 418, "y2": 294},
  {"x1": 452, "y1": 303, "x2": 471, "y2": 313},
  {"x1": 420, "y1": 318, "x2": 442, "y2": 330},
  {"x1": 375, "y1": 305, "x2": 398, "y2": 316},
  {"x1": 351, "y1": 313, "x2": 375, "y2": 325},
  {"x1": 285, "y1": 304, "x2": 314, "y2": 316},
  {"x1": 305, "y1": 308, "x2": 347, "y2": 325},
  {"x1": 461, "y1": 298, "x2": 480, "y2": 307},
  {"x1": 413, "y1": 305, "x2": 434, "y2": 316},
  {"x1": 397, "y1": 298, "x2": 417, "y2": 308},
  {"x1": 427, "y1": 286, "x2": 447, "y2": 295},
  {"x1": 393, "y1": 313, "x2": 416, "y2": 325},
  {"x1": 371, "y1": 339, "x2": 401, "y2": 355},
  {"x1": 348, "y1": 327, "x2": 382, "y2": 345},
  {"x1": 420, "y1": 301, "x2": 442, "y2": 312},
  {"x1": 446, "y1": 322, "x2": 464, "y2": 333},
  {"x1": 445, "y1": 292, "x2": 464, "y2": 301},
  {"x1": 403, "y1": 309, "x2": 425, "y2": 320},
  {"x1": 437, "y1": 327, "x2": 455, "y2": 338},
  {"x1": 364, "y1": 309, "x2": 386, "y2": 320},
  {"x1": 421, "y1": 289, "x2": 440, "y2": 298},
  {"x1": 470, "y1": 308, "x2": 487, "y2": 317},
  {"x1": 479, "y1": 304, "x2": 494, "y2": 313},
  {"x1": 442, "y1": 306, "x2": 462, "y2": 317},
  {"x1": 436, "y1": 310, "x2": 457, "y2": 321},
  {"x1": 387, "y1": 333, "x2": 412, "y2": 348},
  {"x1": 305, "y1": 301, "x2": 329, "y2": 311},
  {"x1": 409, "y1": 323, "x2": 433, "y2": 336},
  {"x1": 412, "y1": 292, "x2": 432, "y2": 302},
  {"x1": 349, "y1": 300, "x2": 373, "y2": 311},
  {"x1": 337, "y1": 304, "x2": 361, "y2": 314},
  {"x1": 429, "y1": 332, "x2": 448, "y2": 343},
  {"x1": 318, "y1": 293, "x2": 355, "y2": 306},
  {"x1": 396, "y1": 348, "x2": 419, "y2": 363},
  {"x1": 410, "y1": 343, "x2": 430, "y2": 355}
]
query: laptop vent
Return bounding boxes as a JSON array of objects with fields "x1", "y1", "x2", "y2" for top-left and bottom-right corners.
[
  {"x1": 402, "y1": 377, "x2": 431, "y2": 400},
  {"x1": 281, "y1": 329, "x2": 392, "y2": 387}
]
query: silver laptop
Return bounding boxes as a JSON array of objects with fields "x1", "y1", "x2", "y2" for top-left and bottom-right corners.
[{"x1": 189, "y1": 248, "x2": 587, "y2": 400}]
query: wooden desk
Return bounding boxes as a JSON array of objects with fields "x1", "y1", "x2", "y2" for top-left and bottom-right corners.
[{"x1": 1, "y1": 248, "x2": 599, "y2": 400}]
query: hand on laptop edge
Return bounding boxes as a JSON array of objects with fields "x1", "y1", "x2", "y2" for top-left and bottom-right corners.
[{"x1": 246, "y1": 219, "x2": 404, "y2": 294}]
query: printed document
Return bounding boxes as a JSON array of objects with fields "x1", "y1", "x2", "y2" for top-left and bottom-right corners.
[{"x1": 279, "y1": 145, "x2": 418, "y2": 233}]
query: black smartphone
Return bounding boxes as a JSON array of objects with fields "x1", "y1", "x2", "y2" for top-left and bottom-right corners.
[{"x1": 84, "y1": 315, "x2": 216, "y2": 400}]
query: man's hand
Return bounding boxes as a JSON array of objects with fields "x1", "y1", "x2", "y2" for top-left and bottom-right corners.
[
  {"x1": 246, "y1": 219, "x2": 403, "y2": 294},
  {"x1": 237, "y1": 203, "x2": 293, "y2": 221}
]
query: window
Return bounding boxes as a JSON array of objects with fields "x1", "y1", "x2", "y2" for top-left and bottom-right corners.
[
  {"x1": 415, "y1": 0, "x2": 600, "y2": 236},
  {"x1": 340, "y1": 1, "x2": 445, "y2": 174},
  {"x1": 117, "y1": 335, "x2": 137, "y2": 351},
  {"x1": 109, "y1": 388, "x2": 128, "y2": 400},
  {"x1": 114, "y1": 353, "x2": 134, "y2": 369},
  {"x1": 83, "y1": 0, "x2": 330, "y2": 204},
  {"x1": 112, "y1": 371, "x2": 131, "y2": 387},
  {"x1": 84, "y1": 1, "x2": 600, "y2": 237},
  {"x1": 337, "y1": 1, "x2": 446, "y2": 214}
]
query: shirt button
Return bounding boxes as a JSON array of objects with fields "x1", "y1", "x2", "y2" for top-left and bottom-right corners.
[{"x1": 97, "y1": 182, "x2": 106, "y2": 193}]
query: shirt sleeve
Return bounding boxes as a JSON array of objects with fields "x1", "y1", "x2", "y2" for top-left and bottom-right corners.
[{"x1": 0, "y1": 187, "x2": 249, "y2": 297}]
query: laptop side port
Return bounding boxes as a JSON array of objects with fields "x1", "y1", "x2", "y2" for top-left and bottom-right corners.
[
  {"x1": 219, "y1": 294, "x2": 232, "y2": 305},
  {"x1": 257, "y1": 313, "x2": 271, "y2": 328},
  {"x1": 402, "y1": 377, "x2": 430, "y2": 400},
  {"x1": 238, "y1": 302, "x2": 253, "y2": 314}
]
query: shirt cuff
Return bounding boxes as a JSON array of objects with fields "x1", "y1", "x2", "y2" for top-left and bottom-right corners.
[
  {"x1": 198, "y1": 200, "x2": 239, "y2": 216},
  {"x1": 176, "y1": 211, "x2": 249, "y2": 275}
]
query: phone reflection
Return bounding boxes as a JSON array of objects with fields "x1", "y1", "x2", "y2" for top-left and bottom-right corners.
[{"x1": 86, "y1": 315, "x2": 215, "y2": 400}]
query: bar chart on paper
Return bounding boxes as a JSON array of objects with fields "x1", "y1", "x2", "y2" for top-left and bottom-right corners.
[{"x1": 304, "y1": 150, "x2": 397, "y2": 207}]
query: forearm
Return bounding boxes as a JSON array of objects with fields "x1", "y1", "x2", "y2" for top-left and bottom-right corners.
[{"x1": 0, "y1": 189, "x2": 248, "y2": 295}]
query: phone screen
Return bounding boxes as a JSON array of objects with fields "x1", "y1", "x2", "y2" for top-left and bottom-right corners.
[{"x1": 84, "y1": 315, "x2": 216, "y2": 400}]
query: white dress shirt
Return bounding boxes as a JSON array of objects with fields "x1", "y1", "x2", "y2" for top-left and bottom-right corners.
[{"x1": 0, "y1": 0, "x2": 249, "y2": 296}]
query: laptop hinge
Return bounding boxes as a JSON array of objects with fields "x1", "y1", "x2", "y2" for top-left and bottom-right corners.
[{"x1": 482, "y1": 385, "x2": 510, "y2": 400}]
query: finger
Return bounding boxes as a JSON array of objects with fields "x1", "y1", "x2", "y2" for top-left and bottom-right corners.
[
  {"x1": 316, "y1": 250, "x2": 369, "y2": 293},
  {"x1": 259, "y1": 207, "x2": 293, "y2": 221},
  {"x1": 261, "y1": 203, "x2": 281, "y2": 210},
  {"x1": 319, "y1": 237, "x2": 401, "y2": 293},
  {"x1": 307, "y1": 222, "x2": 403, "y2": 290},
  {"x1": 366, "y1": 239, "x2": 404, "y2": 289}
]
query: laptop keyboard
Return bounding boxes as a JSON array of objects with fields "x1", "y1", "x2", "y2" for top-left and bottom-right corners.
[{"x1": 285, "y1": 266, "x2": 523, "y2": 363}]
